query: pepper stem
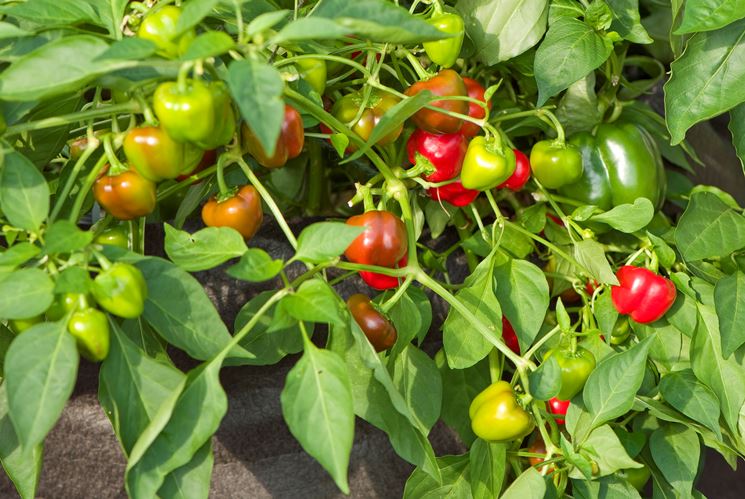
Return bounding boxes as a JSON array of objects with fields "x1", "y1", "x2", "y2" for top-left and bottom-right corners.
[
  {"x1": 103, "y1": 135, "x2": 128, "y2": 176},
  {"x1": 404, "y1": 51, "x2": 431, "y2": 80}
]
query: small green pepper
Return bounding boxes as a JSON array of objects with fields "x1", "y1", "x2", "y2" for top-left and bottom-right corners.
[
  {"x1": 92, "y1": 263, "x2": 148, "y2": 319},
  {"x1": 460, "y1": 136, "x2": 516, "y2": 191},
  {"x1": 529, "y1": 140, "x2": 583, "y2": 189}
]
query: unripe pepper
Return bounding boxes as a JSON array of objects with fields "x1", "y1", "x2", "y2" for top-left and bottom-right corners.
[
  {"x1": 92, "y1": 262, "x2": 148, "y2": 319},
  {"x1": 427, "y1": 181, "x2": 479, "y2": 207},
  {"x1": 423, "y1": 12, "x2": 464, "y2": 68},
  {"x1": 331, "y1": 91, "x2": 402, "y2": 148},
  {"x1": 295, "y1": 57, "x2": 327, "y2": 95},
  {"x1": 346, "y1": 294, "x2": 398, "y2": 351},
  {"x1": 94, "y1": 226, "x2": 129, "y2": 249},
  {"x1": 123, "y1": 126, "x2": 204, "y2": 182},
  {"x1": 153, "y1": 79, "x2": 216, "y2": 145},
  {"x1": 469, "y1": 381, "x2": 534, "y2": 442},
  {"x1": 459, "y1": 77, "x2": 491, "y2": 137},
  {"x1": 68, "y1": 307, "x2": 110, "y2": 362},
  {"x1": 46, "y1": 293, "x2": 89, "y2": 321},
  {"x1": 611, "y1": 266, "x2": 676, "y2": 323},
  {"x1": 404, "y1": 69, "x2": 469, "y2": 134},
  {"x1": 460, "y1": 136, "x2": 516, "y2": 191},
  {"x1": 243, "y1": 104, "x2": 305, "y2": 168},
  {"x1": 136, "y1": 5, "x2": 195, "y2": 59},
  {"x1": 406, "y1": 129, "x2": 467, "y2": 182},
  {"x1": 543, "y1": 345, "x2": 596, "y2": 400},
  {"x1": 201, "y1": 185, "x2": 263, "y2": 240},
  {"x1": 196, "y1": 81, "x2": 236, "y2": 150},
  {"x1": 93, "y1": 167, "x2": 156, "y2": 221},
  {"x1": 530, "y1": 140, "x2": 583, "y2": 189}
]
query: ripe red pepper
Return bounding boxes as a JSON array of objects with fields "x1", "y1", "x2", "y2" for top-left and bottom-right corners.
[
  {"x1": 502, "y1": 316, "x2": 520, "y2": 354},
  {"x1": 345, "y1": 211, "x2": 407, "y2": 268},
  {"x1": 547, "y1": 397, "x2": 570, "y2": 425},
  {"x1": 611, "y1": 266, "x2": 676, "y2": 324},
  {"x1": 459, "y1": 77, "x2": 491, "y2": 137},
  {"x1": 347, "y1": 293, "x2": 398, "y2": 351},
  {"x1": 331, "y1": 90, "x2": 402, "y2": 148},
  {"x1": 427, "y1": 180, "x2": 479, "y2": 207},
  {"x1": 406, "y1": 129, "x2": 467, "y2": 183},
  {"x1": 201, "y1": 185, "x2": 263, "y2": 240},
  {"x1": 93, "y1": 167, "x2": 156, "y2": 220},
  {"x1": 404, "y1": 69, "x2": 468, "y2": 134},
  {"x1": 359, "y1": 255, "x2": 407, "y2": 291},
  {"x1": 498, "y1": 149, "x2": 531, "y2": 191},
  {"x1": 242, "y1": 104, "x2": 304, "y2": 168}
]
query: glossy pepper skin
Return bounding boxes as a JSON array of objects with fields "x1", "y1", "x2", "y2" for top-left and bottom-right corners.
[
  {"x1": 136, "y1": 5, "x2": 195, "y2": 59},
  {"x1": 611, "y1": 266, "x2": 676, "y2": 323},
  {"x1": 558, "y1": 123, "x2": 666, "y2": 210},
  {"x1": 460, "y1": 136, "x2": 516, "y2": 191},
  {"x1": 196, "y1": 81, "x2": 236, "y2": 150},
  {"x1": 92, "y1": 263, "x2": 147, "y2": 319},
  {"x1": 427, "y1": 181, "x2": 479, "y2": 207},
  {"x1": 153, "y1": 79, "x2": 215, "y2": 144},
  {"x1": 93, "y1": 167, "x2": 156, "y2": 221},
  {"x1": 68, "y1": 307, "x2": 110, "y2": 362},
  {"x1": 243, "y1": 104, "x2": 305, "y2": 168},
  {"x1": 544, "y1": 346, "x2": 596, "y2": 400},
  {"x1": 332, "y1": 91, "x2": 402, "y2": 147},
  {"x1": 547, "y1": 397, "x2": 570, "y2": 424},
  {"x1": 46, "y1": 293, "x2": 89, "y2": 321},
  {"x1": 404, "y1": 69, "x2": 469, "y2": 134},
  {"x1": 423, "y1": 12, "x2": 464, "y2": 68},
  {"x1": 201, "y1": 185, "x2": 263, "y2": 240},
  {"x1": 347, "y1": 294, "x2": 398, "y2": 351},
  {"x1": 502, "y1": 317, "x2": 520, "y2": 354},
  {"x1": 406, "y1": 129, "x2": 467, "y2": 183},
  {"x1": 296, "y1": 58, "x2": 327, "y2": 95},
  {"x1": 8, "y1": 316, "x2": 42, "y2": 334},
  {"x1": 123, "y1": 126, "x2": 203, "y2": 182},
  {"x1": 530, "y1": 140, "x2": 583, "y2": 189},
  {"x1": 94, "y1": 226, "x2": 129, "y2": 249},
  {"x1": 459, "y1": 77, "x2": 490, "y2": 137},
  {"x1": 469, "y1": 381, "x2": 534, "y2": 442},
  {"x1": 498, "y1": 149, "x2": 531, "y2": 191},
  {"x1": 344, "y1": 211, "x2": 408, "y2": 269},
  {"x1": 360, "y1": 255, "x2": 407, "y2": 291}
]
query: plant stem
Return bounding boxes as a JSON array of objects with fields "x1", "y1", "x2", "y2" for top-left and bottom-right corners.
[{"x1": 4, "y1": 102, "x2": 140, "y2": 137}]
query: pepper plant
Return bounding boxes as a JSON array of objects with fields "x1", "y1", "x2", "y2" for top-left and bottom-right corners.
[{"x1": 0, "y1": 0, "x2": 744, "y2": 498}]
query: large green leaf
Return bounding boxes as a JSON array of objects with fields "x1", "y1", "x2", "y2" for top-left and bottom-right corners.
[
  {"x1": 0, "y1": 383, "x2": 42, "y2": 499},
  {"x1": 0, "y1": 152, "x2": 49, "y2": 233},
  {"x1": 664, "y1": 19, "x2": 745, "y2": 144},
  {"x1": 456, "y1": 0, "x2": 548, "y2": 65},
  {"x1": 730, "y1": 103, "x2": 745, "y2": 172},
  {"x1": 650, "y1": 424, "x2": 699, "y2": 497},
  {"x1": 403, "y1": 454, "x2": 472, "y2": 499},
  {"x1": 606, "y1": 0, "x2": 652, "y2": 43},
  {"x1": 0, "y1": 268, "x2": 54, "y2": 320},
  {"x1": 714, "y1": 271, "x2": 745, "y2": 357},
  {"x1": 676, "y1": 0, "x2": 745, "y2": 34},
  {"x1": 675, "y1": 192, "x2": 745, "y2": 261}
]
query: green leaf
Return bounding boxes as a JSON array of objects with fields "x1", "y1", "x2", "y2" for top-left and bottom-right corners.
[
  {"x1": 403, "y1": 454, "x2": 472, "y2": 499},
  {"x1": 572, "y1": 475, "x2": 642, "y2": 498},
  {"x1": 0, "y1": 152, "x2": 49, "y2": 232},
  {"x1": 164, "y1": 224, "x2": 247, "y2": 272},
  {"x1": 606, "y1": 0, "x2": 652, "y2": 43},
  {"x1": 281, "y1": 342, "x2": 354, "y2": 493},
  {"x1": 126, "y1": 357, "x2": 227, "y2": 498},
  {"x1": 282, "y1": 278, "x2": 346, "y2": 326},
  {"x1": 443, "y1": 254, "x2": 503, "y2": 368},
  {"x1": 647, "y1": 231, "x2": 676, "y2": 269},
  {"x1": 659, "y1": 369, "x2": 721, "y2": 440},
  {"x1": 664, "y1": 19, "x2": 745, "y2": 144},
  {"x1": 0, "y1": 35, "x2": 132, "y2": 101},
  {"x1": 493, "y1": 258, "x2": 550, "y2": 350},
  {"x1": 5, "y1": 321, "x2": 78, "y2": 451},
  {"x1": 501, "y1": 467, "x2": 546, "y2": 499},
  {"x1": 589, "y1": 198, "x2": 654, "y2": 233},
  {"x1": 576, "y1": 424, "x2": 641, "y2": 477},
  {"x1": 391, "y1": 346, "x2": 442, "y2": 431},
  {"x1": 230, "y1": 291, "x2": 304, "y2": 366},
  {"x1": 573, "y1": 239, "x2": 619, "y2": 285},
  {"x1": 715, "y1": 271, "x2": 745, "y2": 357},
  {"x1": 469, "y1": 439, "x2": 506, "y2": 498},
  {"x1": 675, "y1": 192, "x2": 745, "y2": 261},
  {"x1": 0, "y1": 0, "x2": 97, "y2": 26},
  {"x1": 436, "y1": 353, "x2": 490, "y2": 446},
  {"x1": 135, "y1": 258, "x2": 245, "y2": 361},
  {"x1": 295, "y1": 222, "x2": 363, "y2": 263},
  {"x1": 593, "y1": 290, "x2": 619, "y2": 338},
  {"x1": 53, "y1": 266, "x2": 92, "y2": 295},
  {"x1": 99, "y1": 322, "x2": 186, "y2": 454},
  {"x1": 181, "y1": 31, "x2": 235, "y2": 60},
  {"x1": 0, "y1": 243, "x2": 40, "y2": 271},
  {"x1": 691, "y1": 303, "x2": 745, "y2": 435},
  {"x1": 246, "y1": 10, "x2": 291, "y2": 37},
  {"x1": 176, "y1": 0, "x2": 219, "y2": 34},
  {"x1": 650, "y1": 424, "x2": 699, "y2": 496},
  {"x1": 675, "y1": 0, "x2": 745, "y2": 34},
  {"x1": 584, "y1": 0, "x2": 613, "y2": 31},
  {"x1": 157, "y1": 440, "x2": 213, "y2": 499},
  {"x1": 529, "y1": 355, "x2": 561, "y2": 400},
  {"x1": 0, "y1": 383, "x2": 42, "y2": 499},
  {"x1": 95, "y1": 37, "x2": 156, "y2": 61},
  {"x1": 456, "y1": 0, "x2": 549, "y2": 66},
  {"x1": 227, "y1": 59, "x2": 284, "y2": 157},
  {"x1": 582, "y1": 336, "x2": 654, "y2": 432},
  {"x1": 271, "y1": 17, "x2": 352, "y2": 43},
  {"x1": 0, "y1": 22, "x2": 32, "y2": 40},
  {"x1": 556, "y1": 73, "x2": 602, "y2": 136},
  {"x1": 44, "y1": 220, "x2": 92, "y2": 254},
  {"x1": 0, "y1": 268, "x2": 54, "y2": 320},
  {"x1": 534, "y1": 17, "x2": 613, "y2": 105},
  {"x1": 226, "y1": 248, "x2": 283, "y2": 282},
  {"x1": 311, "y1": 0, "x2": 450, "y2": 44},
  {"x1": 730, "y1": 103, "x2": 745, "y2": 171},
  {"x1": 385, "y1": 286, "x2": 432, "y2": 354}
]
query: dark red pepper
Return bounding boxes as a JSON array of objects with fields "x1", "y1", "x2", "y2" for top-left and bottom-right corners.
[
  {"x1": 498, "y1": 149, "x2": 531, "y2": 191},
  {"x1": 502, "y1": 316, "x2": 520, "y2": 354},
  {"x1": 547, "y1": 397, "x2": 570, "y2": 425},
  {"x1": 359, "y1": 255, "x2": 407, "y2": 291},
  {"x1": 404, "y1": 69, "x2": 468, "y2": 134},
  {"x1": 611, "y1": 266, "x2": 676, "y2": 324},
  {"x1": 459, "y1": 77, "x2": 491, "y2": 137},
  {"x1": 427, "y1": 181, "x2": 479, "y2": 207},
  {"x1": 406, "y1": 129, "x2": 467, "y2": 183}
]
